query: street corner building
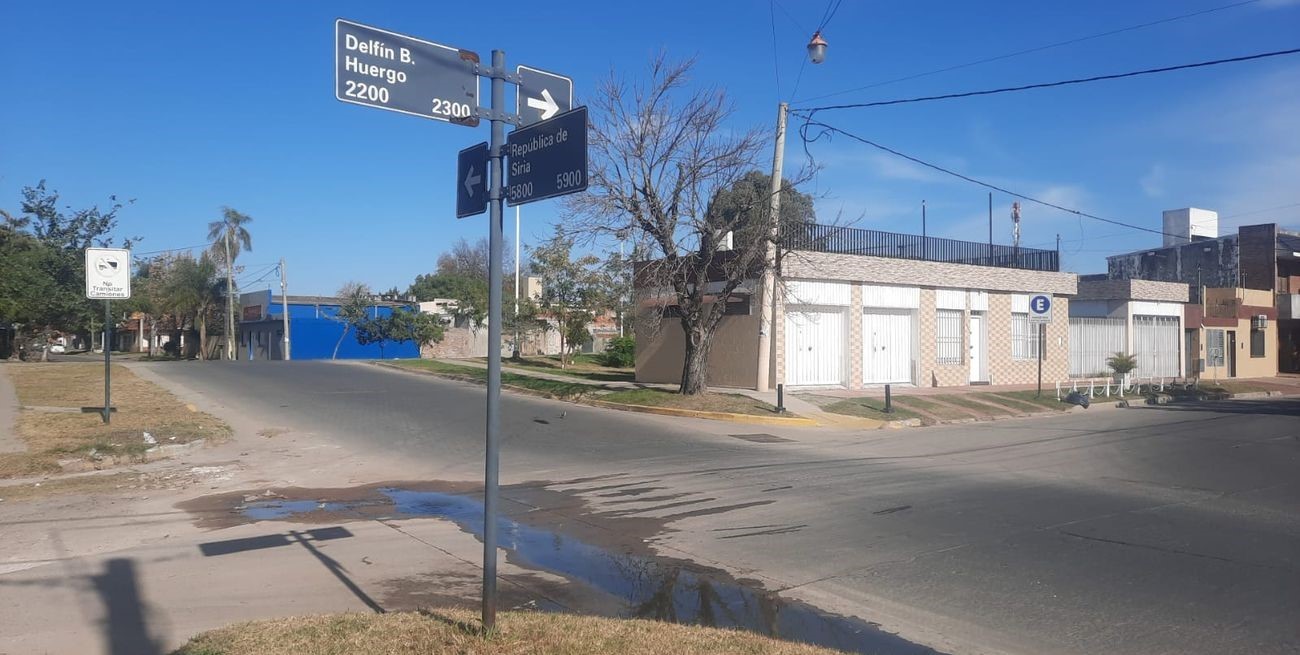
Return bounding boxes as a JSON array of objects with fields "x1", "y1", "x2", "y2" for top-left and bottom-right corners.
[
  {"x1": 238, "y1": 291, "x2": 420, "y2": 361},
  {"x1": 634, "y1": 223, "x2": 1078, "y2": 390}
]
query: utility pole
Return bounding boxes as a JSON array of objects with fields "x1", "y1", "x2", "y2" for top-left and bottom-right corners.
[
  {"x1": 224, "y1": 229, "x2": 234, "y2": 360},
  {"x1": 756, "y1": 101, "x2": 787, "y2": 392},
  {"x1": 280, "y1": 258, "x2": 291, "y2": 360}
]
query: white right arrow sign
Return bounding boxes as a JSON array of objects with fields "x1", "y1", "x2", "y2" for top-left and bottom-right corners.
[{"x1": 526, "y1": 88, "x2": 559, "y2": 120}]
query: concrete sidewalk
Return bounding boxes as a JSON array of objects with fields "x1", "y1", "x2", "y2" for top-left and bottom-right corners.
[{"x1": 0, "y1": 363, "x2": 25, "y2": 453}]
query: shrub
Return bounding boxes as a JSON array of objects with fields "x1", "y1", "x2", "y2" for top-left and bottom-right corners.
[
  {"x1": 603, "y1": 336, "x2": 635, "y2": 368},
  {"x1": 1106, "y1": 352, "x2": 1138, "y2": 378}
]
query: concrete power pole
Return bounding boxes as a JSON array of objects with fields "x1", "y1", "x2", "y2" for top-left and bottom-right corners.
[
  {"x1": 756, "y1": 101, "x2": 788, "y2": 392},
  {"x1": 224, "y1": 229, "x2": 234, "y2": 361},
  {"x1": 280, "y1": 257, "x2": 291, "y2": 360}
]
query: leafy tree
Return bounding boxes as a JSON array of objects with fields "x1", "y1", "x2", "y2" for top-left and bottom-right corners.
[
  {"x1": 356, "y1": 307, "x2": 444, "y2": 359},
  {"x1": 331, "y1": 281, "x2": 372, "y2": 360},
  {"x1": 707, "y1": 170, "x2": 815, "y2": 254},
  {"x1": 503, "y1": 296, "x2": 550, "y2": 358},
  {"x1": 0, "y1": 181, "x2": 133, "y2": 359},
  {"x1": 531, "y1": 227, "x2": 603, "y2": 366},
  {"x1": 165, "y1": 254, "x2": 222, "y2": 359},
  {"x1": 406, "y1": 272, "x2": 488, "y2": 329}
]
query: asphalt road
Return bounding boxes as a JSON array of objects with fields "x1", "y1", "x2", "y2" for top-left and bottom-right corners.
[{"x1": 142, "y1": 360, "x2": 1300, "y2": 655}]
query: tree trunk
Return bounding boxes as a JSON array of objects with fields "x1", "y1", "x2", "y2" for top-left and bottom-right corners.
[
  {"x1": 332, "y1": 325, "x2": 350, "y2": 360},
  {"x1": 149, "y1": 320, "x2": 157, "y2": 358},
  {"x1": 198, "y1": 317, "x2": 208, "y2": 360},
  {"x1": 679, "y1": 323, "x2": 712, "y2": 395}
]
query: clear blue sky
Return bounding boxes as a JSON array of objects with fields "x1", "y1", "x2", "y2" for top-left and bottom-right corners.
[{"x1": 3, "y1": 1, "x2": 1298, "y2": 294}]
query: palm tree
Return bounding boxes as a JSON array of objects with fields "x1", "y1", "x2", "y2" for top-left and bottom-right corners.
[{"x1": 207, "y1": 207, "x2": 253, "y2": 359}]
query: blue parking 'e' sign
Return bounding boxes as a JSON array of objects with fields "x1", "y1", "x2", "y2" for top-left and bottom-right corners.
[{"x1": 1029, "y1": 294, "x2": 1052, "y2": 322}]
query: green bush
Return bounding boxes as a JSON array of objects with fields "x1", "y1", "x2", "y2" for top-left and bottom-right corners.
[{"x1": 603, "y1": 336, "x2": 635, "y2": 368}]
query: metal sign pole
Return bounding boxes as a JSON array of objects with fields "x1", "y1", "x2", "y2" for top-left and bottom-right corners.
[
  {"x1": 482, "y1": 48, "x2": 506, "y2": 633},
  {"x1": 104, "y1": 299, "x2": 112, "y2": 424},
  {"x1": 1037, "y1": 321, "x2": 1044, "y2": 398}
]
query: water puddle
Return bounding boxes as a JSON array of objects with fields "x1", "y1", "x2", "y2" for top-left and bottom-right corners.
[{"x1": 236, "y1": 487, "x2": 941, "y2": 654}]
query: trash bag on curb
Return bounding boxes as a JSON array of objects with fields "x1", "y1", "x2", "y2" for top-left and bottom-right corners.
[{"x1": 1063, "y1": 391, "x2": 1090, "y2": 408}]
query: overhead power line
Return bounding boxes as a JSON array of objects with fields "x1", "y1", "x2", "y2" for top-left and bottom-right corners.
[
  {"x1": 795, "y1": 0, "x2": 1265, "y2": 104},
  {"x1": 134, "y1": 241, "x2": 217, "y2": 256},
  {"x1": 797, "y1": 118, "x2": 1182, "y2": 239},
  {"x1": 795, "y1": 47, "x2": 1300, "y2": 114}
]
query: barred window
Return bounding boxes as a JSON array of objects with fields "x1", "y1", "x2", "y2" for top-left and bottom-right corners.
[
  {"x1": 1011, "y1": 313, "x2": 1039, "y2": 360},
  {"x1": 1207, "y1": 329, "x2": 1225, "y2": 367},
  {"x1": 937, "y1": 309, "x2": 963, "y2": 364}
]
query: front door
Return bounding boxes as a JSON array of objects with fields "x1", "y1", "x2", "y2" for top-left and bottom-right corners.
[
  {"x1": 1227, "y1": 330, "x2": 1237, "y2": 377},
  {"x1": 969, "y1": 313, "x2": 986, "y2": 383}
]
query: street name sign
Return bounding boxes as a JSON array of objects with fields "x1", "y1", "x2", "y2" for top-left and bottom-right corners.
[
  {"x1": 516, "y1": 65, "x2": 573, "y2": 126},
  {"x1": 335, "y1": 19, "x2": 480, "y2": 125},
  {"x1": 85, "y1": 248, "x2": 131, "y2": 300},
  {"x1": 457, "y1": 142, "x2": 489, "y2": 218},
  {"x1": 505, "y1": 106, "x2": 588, "y2": 207},
  {"x1": 1029, "y1": 294, "x2": 1052, "y2": 323}
]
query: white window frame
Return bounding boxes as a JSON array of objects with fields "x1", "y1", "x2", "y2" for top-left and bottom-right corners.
[
  {"x1": 1011, "y1": 312, "x2": 1039, "y2": 361},
  {"x1": 937, "y1": 309, "x2": 963, "y2": 365}
]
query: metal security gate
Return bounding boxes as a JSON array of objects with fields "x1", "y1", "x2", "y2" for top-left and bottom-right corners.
[
  {"x1": 1069, "y1": 317, "x2": 1126, "y2": 377},
  {"x1": 1134, "y1": 315, "x2": 1180, "y2": 378},
  {"x1": 862, "y1": 310, "x2": 913, "y2": 384},
  {"x1": 785, "y1": 308, "x2": 846, "y2": 386}
]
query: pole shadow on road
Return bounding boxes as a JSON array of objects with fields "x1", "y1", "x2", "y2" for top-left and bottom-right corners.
[{"x1": 198, "y1": 526, "x2": 384, "y2": 613}]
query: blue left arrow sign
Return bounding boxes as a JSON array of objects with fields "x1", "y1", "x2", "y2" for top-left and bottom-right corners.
[{"x1": 457, "y1": 142, "x2": 489, "y2": 218}]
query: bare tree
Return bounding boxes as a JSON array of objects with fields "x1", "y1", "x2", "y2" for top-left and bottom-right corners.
[{"x1": 566, "y1": 56, "x2": 777, "y2": 394}]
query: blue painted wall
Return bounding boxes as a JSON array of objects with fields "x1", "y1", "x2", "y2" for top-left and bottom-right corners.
[{"x1": 241, "y1": 293, "x2": 419, "y2": 360}]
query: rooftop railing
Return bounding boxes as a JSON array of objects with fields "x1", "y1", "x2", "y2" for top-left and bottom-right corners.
[{"x1": 784, "y1": 223, "x2": 1060, "y2": 272}]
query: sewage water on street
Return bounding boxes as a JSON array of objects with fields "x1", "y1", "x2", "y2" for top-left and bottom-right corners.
[{"x1": 240, "y1": 488, "x2": 941, "y2": 655}]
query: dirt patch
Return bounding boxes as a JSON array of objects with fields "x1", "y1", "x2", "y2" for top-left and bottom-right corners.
[
  {"x1": 0, "y1": 363, "x2": 230, "y2": 478},
  {"x1": 598, "y1": 388, "x2": 784, "y2": 416}
]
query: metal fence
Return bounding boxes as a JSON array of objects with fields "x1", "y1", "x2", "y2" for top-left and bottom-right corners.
[
  {"x1": 1069, "y1": 317, "x2": 1126, "y2": 377},
  {"x1": 784, "y1": 223, "x2": 1059, "y2": 272}
]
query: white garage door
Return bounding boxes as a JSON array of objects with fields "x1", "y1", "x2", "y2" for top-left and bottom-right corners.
[
  {"x1": 1134, "y1": 315, "x2": 1180, "y2": 378},
  {"x1": 863, "y1": 310, "x2": 913, "y2": 384},
  {"x1": 785, "y1": 308, "x2": 846, "y2": 386}
]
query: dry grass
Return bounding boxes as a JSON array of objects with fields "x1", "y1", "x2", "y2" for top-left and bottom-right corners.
[
  {"x1": 171, "y1": 608, "x2": 847, "y2": 655},
  {"x1": 0, "y1": 363, "x2": 229, "y2": 478}
]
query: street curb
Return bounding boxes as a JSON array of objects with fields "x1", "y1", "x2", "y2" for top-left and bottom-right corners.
[
  {"x1": 585, "y1": 399, "x2": 818, "y2": 427},
  {"x1": 372, "y1": 362, "x2": 816, "y2": 426}
]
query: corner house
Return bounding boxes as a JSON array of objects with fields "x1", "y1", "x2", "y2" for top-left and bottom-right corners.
[{"x1": 635, "y1": 224, "x2": 1078, "y2": 390}]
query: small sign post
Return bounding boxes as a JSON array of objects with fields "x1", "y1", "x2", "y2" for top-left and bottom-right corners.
[
  {"x1": 85, "y1": 248, "x2": 131, "y2": 424},
  {"x1": 1028, "y1": 294, "x2": 1051, "y2": 397}
]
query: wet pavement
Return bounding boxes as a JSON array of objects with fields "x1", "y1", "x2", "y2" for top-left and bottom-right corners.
[{"x1": 198, "y1": 483, "x2": 942, "y2": 655}]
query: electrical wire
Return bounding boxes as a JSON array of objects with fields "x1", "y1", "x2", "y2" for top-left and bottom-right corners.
[
  {"x1": 795, "y1": 47, "x2": 1300, "y2": 113},
  {"x1": 795, "y1": 0, "x2": 1265, "y2": 104},
  {"x1": 815, "y1": 0, "x2": 844, "y2": 33},
  {"x1": 769, "y1": 0, "x2": 783, "y2": 100},
  {"x1": 797, "y1": 117, "x2": 1185, "y2": 239},
  {"x1": 133, "y1": 241, "x2": 217, "y2": 256}
]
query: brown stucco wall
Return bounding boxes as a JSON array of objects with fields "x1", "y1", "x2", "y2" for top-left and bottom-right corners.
[
  {"x1": 634, "y1": 297, "x2": 761, "y2": 389},
  {"x1": 1076, "y1": 278, "x2": 1190, "y2": 302}
]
